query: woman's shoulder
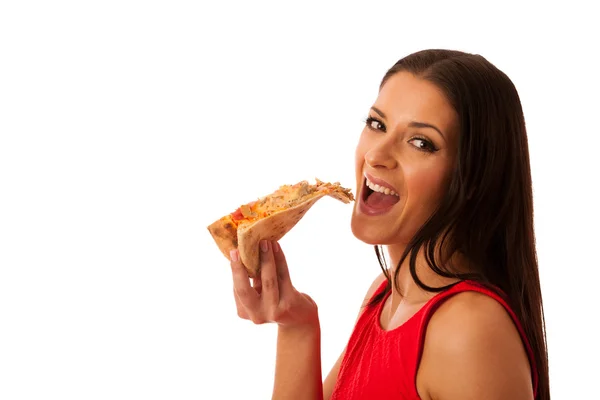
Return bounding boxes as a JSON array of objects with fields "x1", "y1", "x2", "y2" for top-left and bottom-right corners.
[
  {"x1": 417, "y1": 287, "x2": 535, "y2": 399},
  {"x1": 428, "y1": 287, "x2": 520, "y2": 334},
  {"x1": 425, "y1": 287, "x2": 530, "y2": 361}
]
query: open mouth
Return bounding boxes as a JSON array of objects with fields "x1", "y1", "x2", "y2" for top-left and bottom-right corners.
[
  {"x1": 361, "y1": 177, "x2": 400, "y2": 212},
  {"x1": 362, "y1": 178, "x2": 373, "y2": 202}
]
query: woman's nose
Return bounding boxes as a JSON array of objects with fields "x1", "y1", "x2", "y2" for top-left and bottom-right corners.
[{"x1": 365, "y1": 145, "x2": 398, "y2": 170}]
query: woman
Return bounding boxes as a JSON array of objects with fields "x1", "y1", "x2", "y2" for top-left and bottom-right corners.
[{"x1": 228, "y1": 49, "x2": 550, "y2": 399}]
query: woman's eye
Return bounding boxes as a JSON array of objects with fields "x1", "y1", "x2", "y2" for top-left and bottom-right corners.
[
  {"x1": 409, "y1": 138, "x2": 437, "y2": 153},
  {"x1": 365, "y1": 117, "x2": 385, "y2": 132}
]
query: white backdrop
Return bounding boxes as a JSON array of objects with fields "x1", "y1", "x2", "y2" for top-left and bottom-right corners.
[{"x1": 1, "y1": 1, "x2": 598, "y2": 399}]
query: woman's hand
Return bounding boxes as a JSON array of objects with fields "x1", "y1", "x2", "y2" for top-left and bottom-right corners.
[{"x1": 230, "y1": 240, "x2": 318, "y2": 330}]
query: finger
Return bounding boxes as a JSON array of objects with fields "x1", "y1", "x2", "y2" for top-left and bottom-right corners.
[
  {"x1": 232, "y1": 288, "x2": 249, "y2": 319},
  {"x1": 251, "y1": 276, "x2": 262, "y2": 295},
  {"x1": 272, "y1": 241, "x2": 294, "y2": 293},
  {"x1": 259, "y1": 240, "x2": 280, "y2": 310},
  {"x1": 230, "y1": 249, "x2": 260, "y2": 310}
]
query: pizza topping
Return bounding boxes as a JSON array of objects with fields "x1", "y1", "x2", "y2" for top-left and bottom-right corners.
[
  {"x1": 240, "y1": 204, "x2": 257, "y2": 218},
  {"x1": 229, "y1": 179, "x2": 354, "y2": 226},
  {"x1": 231, "y1": 208, "x2": 244, "y2": 221},
  {"x1": 255, "y1": 181, "x2": 317, "y2": 211}
]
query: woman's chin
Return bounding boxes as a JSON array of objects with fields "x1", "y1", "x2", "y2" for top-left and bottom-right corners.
[
  {"x1": 351, "y1": 219, "x2": 392, "y2": 245},
  {"x1": 350, "y1": 215, "x2": 415, "y2": 247}
]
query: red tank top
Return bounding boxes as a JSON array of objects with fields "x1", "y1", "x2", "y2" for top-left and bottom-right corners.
[{"x1": 330, "y1": 279, "x2": 538, "y2": 399}]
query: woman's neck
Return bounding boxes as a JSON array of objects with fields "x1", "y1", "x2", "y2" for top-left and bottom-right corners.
[{"x1": 385, "y1": 243, "x2": 469, "y2": 306}]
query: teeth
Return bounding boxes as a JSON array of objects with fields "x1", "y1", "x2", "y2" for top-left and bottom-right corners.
[{"x1": 366, "y1": 178, "x2": 399, "y2": 197}]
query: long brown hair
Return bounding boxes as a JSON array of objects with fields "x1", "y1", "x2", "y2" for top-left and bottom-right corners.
[{"x1": 368, "y1": 49, "x2": 550, "y2": 399}]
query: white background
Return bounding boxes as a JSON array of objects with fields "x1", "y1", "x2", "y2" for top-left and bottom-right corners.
[{"x1": 1, "y1": 1, "x2": 598, "y2": 399}]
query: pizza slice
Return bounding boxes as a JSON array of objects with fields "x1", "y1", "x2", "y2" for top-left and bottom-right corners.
[{"x1": 207, "y1": 178, "x2": 354, "y2": 277}]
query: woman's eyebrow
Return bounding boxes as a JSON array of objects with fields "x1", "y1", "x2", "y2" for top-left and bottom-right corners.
[
  {"x1": 371, "y1": 106, "x2": 446, "y2": 141},
  {"x1": 408, "y1": 121, "x2": 446, "y2": 141}
]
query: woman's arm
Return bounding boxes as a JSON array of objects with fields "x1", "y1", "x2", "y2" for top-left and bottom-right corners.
[
  {"x1": 272, "y1": 322, "x2": 323, "y2": 400},
  {"x1": 274, "y1": 271, "x2": 385, "y2": 400},
  {"x1": 231, "y1": 241, "x2": 386, "y2": 400},
  {"x1": 230, "y1": 241, "x2": 322, "y2": 400}
]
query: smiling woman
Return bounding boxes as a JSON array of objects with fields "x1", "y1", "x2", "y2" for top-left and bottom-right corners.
[
  {"x1": 352, "y1": 72, "x2": 460, "y2": 246},
  {"x1": 227, "y1": 49, "x2": 550, "y2": 400}
]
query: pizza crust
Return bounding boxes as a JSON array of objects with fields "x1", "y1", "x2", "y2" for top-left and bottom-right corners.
[{"x1": 207, "y1": 214, "x2": 238, "y2": 261}]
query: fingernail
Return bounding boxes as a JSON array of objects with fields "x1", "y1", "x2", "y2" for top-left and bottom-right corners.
[
  {"x1": 273, "y1": 241, "x2": 280, "y2": 253},
  {"x1": 230, "y1": 249, "x2": 239, "y2": 262},
  {"x1": 260, "y1": 240, "x2": 269, "y2": 252}
]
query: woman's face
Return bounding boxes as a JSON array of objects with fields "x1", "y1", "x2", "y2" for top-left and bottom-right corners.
[{"x1": 351, "y1": 71, "x2": 460, "y2": 246}]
